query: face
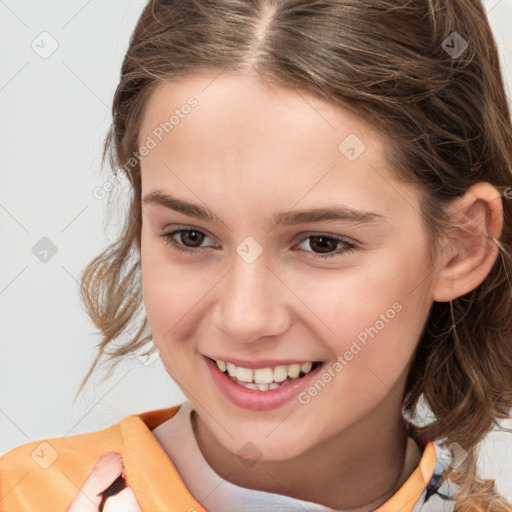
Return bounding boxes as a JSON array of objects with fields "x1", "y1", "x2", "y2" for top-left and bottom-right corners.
[{"x1": 138, "y1": 71, "x2": 437, "y2": 461}]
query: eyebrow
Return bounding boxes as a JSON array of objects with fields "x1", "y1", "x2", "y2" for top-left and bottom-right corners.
[{"x1": 142, "y1": 190, "x2": 386, "y2": 227}]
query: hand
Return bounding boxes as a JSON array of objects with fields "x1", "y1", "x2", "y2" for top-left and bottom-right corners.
[{"x1": 67, "y1": 451, "x2": 141, "y2": 512}]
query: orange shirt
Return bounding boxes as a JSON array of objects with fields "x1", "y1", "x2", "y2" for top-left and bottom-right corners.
[{"x1": 0, "y1": 404, "x2": 439, "y2": 512}]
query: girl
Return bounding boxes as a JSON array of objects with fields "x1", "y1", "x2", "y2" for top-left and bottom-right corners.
[{"x1": 1, "y1": 0, "x2": 512, "y2": 510}]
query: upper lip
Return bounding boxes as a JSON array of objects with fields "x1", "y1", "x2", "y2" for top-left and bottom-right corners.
[{"x1": 205, "y1": 355, "x2": 322, "y2": 369}]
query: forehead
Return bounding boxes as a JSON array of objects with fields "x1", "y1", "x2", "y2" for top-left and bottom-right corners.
[
  {"x1": 138, "y1": 70, "x2": 375, "y2": 152},
  {"x1": 137, "y1": 71, "x2": 422, "y2": 223}
]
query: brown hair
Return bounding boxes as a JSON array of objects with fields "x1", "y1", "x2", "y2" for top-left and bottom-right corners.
[{"x1": 76, "y1": 0, "x2": 512, "y2": 509}]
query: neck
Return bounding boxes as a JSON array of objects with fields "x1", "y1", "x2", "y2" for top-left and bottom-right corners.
[{"x1": 191, "y1": 389, "x2": 422, "y2": 510}]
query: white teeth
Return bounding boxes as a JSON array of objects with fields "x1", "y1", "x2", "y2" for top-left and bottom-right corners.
[
  {"x1": 239, "y1": 382, "x2": 258, "y2": 390},
  {"x1": 226, "y1": 362, "x2": 237, "y2": 377},
  {"x1": 253, "y1": 367, "x2": 274, "y2": 384},
  {"x1": 273, "y1": 365, "x2": 288, "y2": 382},
  {"x1": 301, "y1": 362, "x2": 312, "y2": 374},
  {"x1": 235, "y1": 366, "x2": 253, "y2": 382},
  {"x1": 215, "y1": 358, "x2": 318, "y2": 386},
  {"x1": 235, "y1": 377, "x2": 300, "y2": 391},
  {"x1": 287, "y1": 363, "x2": 301, "y2": 378}
]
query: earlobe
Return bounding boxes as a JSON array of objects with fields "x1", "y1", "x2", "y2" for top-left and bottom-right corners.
[{"x1": 432, "y1": 182, "x2": 503, "y2": 303}]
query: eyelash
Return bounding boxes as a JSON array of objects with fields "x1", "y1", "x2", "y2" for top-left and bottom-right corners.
[{"x1": 158, "y1": 227, "x2": 358, "y2": 259}]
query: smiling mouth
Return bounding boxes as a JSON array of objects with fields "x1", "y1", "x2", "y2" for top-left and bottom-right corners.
[{"x1": 210, "y1": 357, "x2": 323, "y2": 392}]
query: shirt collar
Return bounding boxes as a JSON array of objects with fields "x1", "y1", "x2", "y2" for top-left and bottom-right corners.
[{"x1": 121, "y1": 402, "x2": 437, "y2": 512}]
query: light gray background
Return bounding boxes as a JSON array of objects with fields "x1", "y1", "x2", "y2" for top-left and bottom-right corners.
[{"x1": 1, "y1": 0, "x2": 511, "y2": 503}]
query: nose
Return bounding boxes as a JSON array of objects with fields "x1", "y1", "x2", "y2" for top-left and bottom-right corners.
[{"x1": 212, "y1": 249, "x2": 291, "y2": 343}]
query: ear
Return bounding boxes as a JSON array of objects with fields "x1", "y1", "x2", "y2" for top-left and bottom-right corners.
[{"x1": 432, "y1": 182, "x2": 503, "y2": 303}]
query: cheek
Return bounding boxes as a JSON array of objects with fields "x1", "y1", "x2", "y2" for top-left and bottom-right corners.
[
  {"x1": 141, "y1": 262, "x2": 204, "y2": 340},
  {"x1": 140, "y1": 231, "x2": 224, "y2": 362},
  {"x1": 290, "y1": 249, "x2": 426, "y2": 339},
  {"x1": 140, "y1": 232, "x2": 199, "y2": 342},
  {"x1": 140, "y1": 264, "x2": 206, "y2": 375},
  {"x1": 293, "y1": 248, "x2": 430, "y2": 387}
]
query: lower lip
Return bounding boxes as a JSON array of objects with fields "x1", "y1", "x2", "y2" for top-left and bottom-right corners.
[{"x1": 205, "y1": 356, "x2": 324, "y2": 412}]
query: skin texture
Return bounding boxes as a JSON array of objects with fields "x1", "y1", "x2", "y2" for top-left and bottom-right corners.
[{"x1": 137, "y1": 71, "x2": 503, "y2": 510}]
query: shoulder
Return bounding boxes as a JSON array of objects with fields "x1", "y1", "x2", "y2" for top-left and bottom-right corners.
[
  {"x1": 412, "y1": 442, "x2": 461, "y2": 512},
  {"x1": 0, "y1": 419, "x2": 124, "y2": 511},
  {"x1": 0, "y1": 406, "x2": 180, "y2": 512}
]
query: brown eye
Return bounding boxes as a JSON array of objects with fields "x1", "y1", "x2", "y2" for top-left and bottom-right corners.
[
  {"x1": 297, "y1": 234, "x2": 358, "y2": 259},
  {"x1": 175, "y1": 230, "x2": 205, "y2": 247},
  {"x1": 308, "y1": 235, "x2": 339, "y2": 254},
  {"x1": 158, "y1": 228, "x2": 216, "y2": 254}
]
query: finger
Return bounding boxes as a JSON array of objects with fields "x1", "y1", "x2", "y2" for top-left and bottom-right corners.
[{"x1": 67, "y1": 452, "x2": 125, "y2": 512}]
